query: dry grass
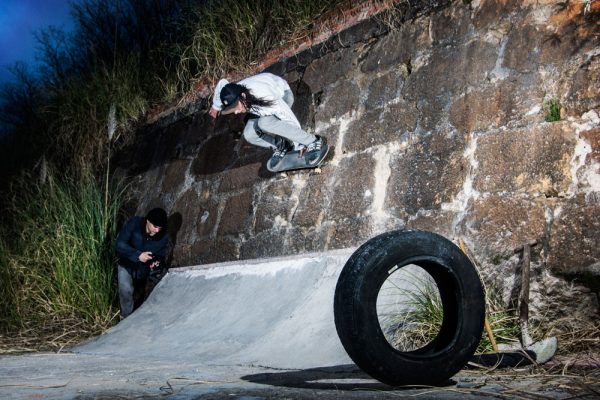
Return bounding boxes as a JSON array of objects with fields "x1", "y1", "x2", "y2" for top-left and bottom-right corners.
[{"x1": 0, "y1": 315, "x2": 117, "y2": 355}]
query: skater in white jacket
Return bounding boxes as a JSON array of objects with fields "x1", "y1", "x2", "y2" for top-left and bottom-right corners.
[{"x1": 208, "y1": 72, "x2": 324, "y2": 170}]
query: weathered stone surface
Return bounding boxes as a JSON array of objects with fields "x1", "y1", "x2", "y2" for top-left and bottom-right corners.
[
  {"x1": 464, "y1": 196, "x2": 547, "y2": 254},
  {"x1": 217, "y1": 190, "x2": 254, "y2": 236},
  {"x1": 581, "y1": 127, "x2": 600, "y2": 162},
  {"x1": 540, "y1": 4, "x2": 600, "y2": 66},
  {"x1": 239, "y1": 232, "x2": 287, "y2": 260},
  {"x1": 359, "y1": 18, "x2": 430, "y2": 74},
  {"x1": 364, "y1": 69, "x2": 407, "y2": 111},
  {"x1": 328, "y1": 153, "x2": 375, "y2": 220},
  {"x1": 405, "y1": 211, "x2": 456, "y2": 240},
  {"x1": 171, "y1": 187, "x2": 202, "y2": 242},
  {"x1": 449, "y1": 75, "x2": 544, "y2": 134},
  {"x1": 345, "y1": 101, "x2": 417, "y2": 152},
  {"x1": 191, "y1": 132, "x2": 238, "y2": 177},
  {"x1": 471, "y1": 0, "x2": 519, "y2": 31},
  {"x1": 564, "y1": 55, "x2": 600, "y2": 117},
  {"x1": 289, "y1": 79, "x2": 316, "y2": 132},
  {"x1": 219, "y1": 163, "x2": 262, "y2": 193},
  {"x1": 386, "y1": 132, "x2": 466, "y2": 215},
  {"x1": 288, "y1": 173, "x2": 329, "y2": 229},
  {"x1": 302, "y1": 46, "x2": 356, "y2": 93},
  {"x1": 315, "y1": 79, "x2": 361, "y2": 123},
  {"x1": 326, "y1": 216, "x2": 373, "y2": 250},
  {"x1": 547, "y1": 197, "x2": 600, "y2": 274},
  {"x1": 429, "y1": 3, "x2": 472, "y2": 45},
  {"x1": 403, "y1": 39, "x2": 498, "y2": 101},
  {"x1": 194, "y1": 236, "x2": 239, "y2": 264},
  {"x1": 161, "y1": 159, "x2": 189, "y2": 194},
  {"x1": 502, "y1": 23, "x2": 543, "y2": 73},
  {"x1": 253, "y1": 180, "x2": 295, "y2": 235},
  {"x1": 473, "y1": 123, "x2": 575, "y2": 195}
]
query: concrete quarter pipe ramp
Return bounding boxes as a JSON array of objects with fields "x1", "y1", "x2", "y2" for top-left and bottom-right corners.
[{"x1": 78, "y1": 249, "x2": 355, "y2": 369}]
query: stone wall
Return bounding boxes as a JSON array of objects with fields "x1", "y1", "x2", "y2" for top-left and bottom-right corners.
[{"x1": 115, "y1": 1, "x2": 600, "y2": 326}]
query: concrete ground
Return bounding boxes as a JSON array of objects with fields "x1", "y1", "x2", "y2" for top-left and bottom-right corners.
[{"x1": 1, "y1": 249, "x2": 598, "y2": 399}]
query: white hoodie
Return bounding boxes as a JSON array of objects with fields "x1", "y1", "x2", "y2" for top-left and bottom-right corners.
[{"x1": 212, "y1": 73, "x2": 301, "y2": 128}]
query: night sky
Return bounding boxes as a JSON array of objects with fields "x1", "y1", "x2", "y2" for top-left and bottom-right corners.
[{"x1": 0, "y1": 0, "x2": 72, "y2": 84}]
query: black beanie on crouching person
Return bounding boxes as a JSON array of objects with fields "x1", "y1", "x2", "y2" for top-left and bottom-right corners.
[{"x1": 146, "y1": 208, "x2": 168, "y2": 228}]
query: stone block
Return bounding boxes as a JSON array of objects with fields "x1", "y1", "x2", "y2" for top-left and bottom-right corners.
[
  {"x1": 386, "y1": 132, "x2": 467, "y2": 215},
  {"x1": 502, "y1": 23, "x2": 542, "y2": 73},
  {"x1": 219, "y1": 163, "x2": 262, "y2": 192},
  {"x1": 564, "y1": 56, "x2": 600, "y2": 117},
  {"x1": 464, "y1": 196, "x2": 546, "y2": 254},
  {"x1": 449, "y1": 75, "x2": 544, "y2": 134},
  {"x1": 170, "y1": 243, "x2": 194, "y2": 268},
  {"x1": 540, "y1": 4, "x2": 600, "y2": 66},
  {"x1": 327, "y1": 216, "x2": 374, "y2": 250},
  {"x1": 345, "y1": 101, "x2": 417, "y2": 153},
  {"x1": 547, "y1": 197, "x2": 600, "y2": 274},
  {"x1": 171, "y1": 187, "x2": 218, "y2": 240},
  {"x1": 191, "y1": 132, "x2": 239, "y2": 177},
  {"x1": 291, "y1": 79, "x2": 316, "y2": 132},
  {"x1": 405, "y1": 211, "x2": 456, "y2": 240},
  {"x1": 285, "y1": 225, "x2": 332, "y2": 254},
  {"x1": 359, "y1": 18, "x2": 430, "y2": 74},
  {"x1": 364, "y1": 69, "x2": 407, "y2": 111},
  {"x1": 429, "y1": 3, "x2": 472, "y2": 45},
  {"x1": 471, "y1": 0, "x2": 519, "y2": 31},
  {"x1": 302, "y1": 46, "x2": 356, "y2": 93},
  {"x1": 239, "y1": 232, "x2": 287, "y2": 260},
  {"x1": 315, "y1": 79, "x2": 361, "y2": 123},
  {"x1": 194, "y1": 236, "x2": 239, "y2": 264},
  {"x1": 161, "y1": 159, "x2": 189, "y2": 194},
  {"x1": 217, "y1": 190, "x2": 254, "y2": 236},
  {"x1": 403, "y1": 39, "x2": 498, "y2": 101},
  {"x1": 329, "y1": 153, "x2": 376, "y2": 220},
  {"x1": 288, "y1": 172, "x2": 329, "y2": 229},
  {"x1": 581, "y1": 127, "x2": 600, "y2": 162},
  {"x1": 473, "y1": 123, "x2": 575, "y2": 195}
]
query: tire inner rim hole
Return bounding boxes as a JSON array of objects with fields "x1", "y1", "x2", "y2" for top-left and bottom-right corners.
[{"x1": 376, "y1": 264, "x2": 444, "y2": 353}]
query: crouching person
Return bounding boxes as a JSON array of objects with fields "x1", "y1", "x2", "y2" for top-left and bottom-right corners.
[{"x1": 116, "y1": 207, "x2": 169, "y2": 318}]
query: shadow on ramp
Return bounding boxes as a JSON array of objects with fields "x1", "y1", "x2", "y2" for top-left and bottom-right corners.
[{"x1": 242, "y1": 364, "x2": 395, "y2": 391}]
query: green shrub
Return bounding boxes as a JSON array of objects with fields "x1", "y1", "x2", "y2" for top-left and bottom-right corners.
[{"x1": 544, "y1": 98, "x2": 561, "y2": 122}]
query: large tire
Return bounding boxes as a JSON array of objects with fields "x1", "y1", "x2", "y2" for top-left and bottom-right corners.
[{"x1": 334, "y1": 230, "x2": 485, "y2": 386}]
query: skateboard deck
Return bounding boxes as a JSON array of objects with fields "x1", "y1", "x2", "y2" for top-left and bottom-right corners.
[{"x1": 267, "y1": 143, "x2": 329, "y2": 173}]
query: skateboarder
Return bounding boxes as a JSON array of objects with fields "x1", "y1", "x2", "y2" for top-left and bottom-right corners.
[{"x1": 208, "y1": 72, "x2": 326, "y2": 171}]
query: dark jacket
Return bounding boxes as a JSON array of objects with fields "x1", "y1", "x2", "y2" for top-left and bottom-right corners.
[{"x1": 116, "y1": 216, "x2": 168, "y2": 279}]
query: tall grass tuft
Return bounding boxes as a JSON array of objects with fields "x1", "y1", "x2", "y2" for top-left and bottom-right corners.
[
  {"x1": 0, "y1": 171, "x2": 125, "y2": 350},
  {"x1": 377, "y1": 269, "x2": 523, "y2": 354},
  {"x1": 176, "y1": 0, "x2": 346, "y2": 84},
  {"x1": 377, "y1": 268, "x2": 444, "y2": 352}
]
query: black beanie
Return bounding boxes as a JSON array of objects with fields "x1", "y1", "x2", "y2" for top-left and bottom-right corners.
[{"x1": 146, "y1": 208, "x2": 168, "y2": 228}]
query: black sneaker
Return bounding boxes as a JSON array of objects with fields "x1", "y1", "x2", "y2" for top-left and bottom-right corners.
[
  {"x1": 268, "y1": 145, "x2": 290, "y2": 170},
  {"x1": 305, "y1": 135, "x2": 325, "y2": 165}
]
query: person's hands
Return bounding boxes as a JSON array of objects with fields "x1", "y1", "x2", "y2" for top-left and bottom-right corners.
[
  {"x1": 139, "y1": 251, "x2": 153, "y2": 263},
  {"x1": 208, "y1": 107, "x2": 220, "y2": 118}
]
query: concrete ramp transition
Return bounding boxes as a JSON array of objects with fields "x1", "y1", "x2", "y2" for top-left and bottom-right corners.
[{"x1": 77, "y1": 248, "x2": 355, "y2": 369}]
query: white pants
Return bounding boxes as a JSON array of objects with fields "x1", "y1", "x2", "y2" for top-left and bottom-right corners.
[{"x1": 243, "y1": 90, "x2": 316, "y2": 150}]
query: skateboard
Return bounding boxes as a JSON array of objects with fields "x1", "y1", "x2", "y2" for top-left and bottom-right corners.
[{"x1": 266, "y1": 142, "x2": 329, "y2": 173}]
